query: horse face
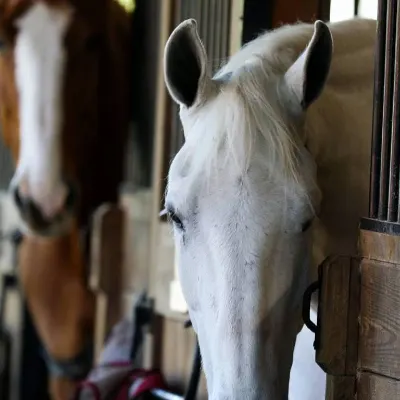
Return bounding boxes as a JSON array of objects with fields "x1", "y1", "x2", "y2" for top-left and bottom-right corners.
[
  {"x1": 164, "y1": 20, "x2": 331, "y2": 399},
  {"x1": 0, "y1": 0, "x2": 102, "y2": 236}
]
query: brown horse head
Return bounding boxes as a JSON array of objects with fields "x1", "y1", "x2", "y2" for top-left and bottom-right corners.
[
  {"x1": 0, "y1": 0, "x2": 131, "y2": 236},
  {"x1": 0, "y1": 1, "x2": 131, "y2": 399}
]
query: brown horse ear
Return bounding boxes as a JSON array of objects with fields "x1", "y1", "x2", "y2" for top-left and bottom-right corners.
[
  {"x1": 284, "y1": 20, "x2": 333, "y2": 110},
  {"x1": 164, "y1": 19, "x2": 210, "y2": 108}
]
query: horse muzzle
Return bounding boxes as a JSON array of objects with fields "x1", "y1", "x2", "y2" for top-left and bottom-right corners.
[{"x1": 10, "y1": 180, "x2": 77, "y2": 236}]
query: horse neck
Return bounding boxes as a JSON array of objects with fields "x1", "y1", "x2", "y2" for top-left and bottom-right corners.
[{"x1": 305, "y1": 71, "x2": 374, "y2": 276}]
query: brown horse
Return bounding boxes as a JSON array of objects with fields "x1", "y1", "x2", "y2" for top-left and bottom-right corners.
[{"x1": 0, "y1": 0, "x2": 131, "y2": 398}]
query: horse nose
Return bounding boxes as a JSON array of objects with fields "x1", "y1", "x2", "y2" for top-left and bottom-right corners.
[{"x1": 11, "y1": 181, "x2": 77, "y2": 231}]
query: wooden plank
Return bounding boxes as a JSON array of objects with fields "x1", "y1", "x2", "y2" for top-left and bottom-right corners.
[
  {"x1": 359, "y1": 258, "x2": 400, "y2": 379},
  {"x1": 325, "y1": 376, "x2": 355, "y2": 400},
  {"x1": 346, "y1": 257, "x2": 360, "y2": 375},
  {"x1": 359, "y1": 228, "x2": 400, "y2": 264},
  {"x1": 317, "y1": 256, "x2": 358, "y2": 375},
  {"x1": 159, "y1": 317, "x2": 208, "y2": 399},
  {"x1": 357, "y1": 372, "x2": 400, "y2": 399},
  {"x1": 90, "y1": 204, "x2": 125, "y2": 361},
  {"x1": 148, "y1": 0, "x2": 172, "y2": 315}
]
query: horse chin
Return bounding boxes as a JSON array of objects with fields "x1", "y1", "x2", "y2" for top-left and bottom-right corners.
[{"x1": 20, "y1": 213, "x2": 74, "y2": 238}]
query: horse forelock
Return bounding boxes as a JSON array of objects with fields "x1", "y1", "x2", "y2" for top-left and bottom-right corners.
[{"x1": 184, "y1": 71, "x2": 301, "y2": 192}]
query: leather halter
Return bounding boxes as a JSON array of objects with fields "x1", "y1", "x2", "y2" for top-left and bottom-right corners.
[{"x1": 42, "y1": 340, "x2": 94, "y2": 381}]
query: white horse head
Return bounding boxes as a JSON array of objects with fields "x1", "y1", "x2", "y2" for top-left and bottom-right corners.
[{"x1": 164, "y1": 17, "x2": 374, "y2": 399}]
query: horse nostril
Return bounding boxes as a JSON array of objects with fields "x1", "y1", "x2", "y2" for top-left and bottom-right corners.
[
  {"x1": 13, "y1": 186, "x2": 23, "y2": 209},
  {"x1": 26, "y1": 198, "x2": 48, "y2": 228},
  {"x1": 65, "y1": 183, "x2": 77, "y2": 210}
]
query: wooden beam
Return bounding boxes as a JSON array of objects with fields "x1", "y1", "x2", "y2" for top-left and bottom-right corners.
[
  {"x1": 90, "y1": 204, "x2": 125, "y2": 362},
  {"x1": 316, "y1": 256, "x2": 359, "y2": 376},
  {"x1": 325, "y1": 376, "x2": 356, "y2": 400},
  {"x1": 358, "y1": 372, "x2": 400, "y2": 399},
  {"x1": 359, "y1": 258, "x2": 400, "y2": 379},
  {"x1": 357, "y1": 229, "x2": 400, "y2": 380}
]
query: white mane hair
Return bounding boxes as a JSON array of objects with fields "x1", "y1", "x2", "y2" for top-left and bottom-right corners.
[{"x1": 180, "y1": 18, "x2": 376, "y2": 189}]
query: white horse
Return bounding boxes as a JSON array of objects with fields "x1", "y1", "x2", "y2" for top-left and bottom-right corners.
[{"x1": 163, "y1": 17, "x2": 376, "y2": 399}]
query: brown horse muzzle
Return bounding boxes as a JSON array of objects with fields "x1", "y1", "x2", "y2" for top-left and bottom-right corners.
[{"x1": 11, "y1": 181, "x2": 77, "y2": 236}]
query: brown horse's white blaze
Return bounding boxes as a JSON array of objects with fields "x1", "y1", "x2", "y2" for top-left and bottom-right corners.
[{"x1": 11, "y1": 2, "x2": 74, "y2": 234}]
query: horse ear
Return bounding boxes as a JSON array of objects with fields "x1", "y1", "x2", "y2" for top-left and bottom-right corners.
[
  {"x1": 164, "y1": 19, "x2": 209, "y2": 108},
  {"x1": 284, "y1": 20, "x2": 333, "y2": 110}
]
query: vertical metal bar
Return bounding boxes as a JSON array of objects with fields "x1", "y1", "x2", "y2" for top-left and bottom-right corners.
[
  {"x1": 369, "y1": 0, "x2": 387, "y2": 218},
  {"x1": 214, "y1": 0, "x2": 222, "y2": 72},
  {"x1": 389, "y1": 0, "x2": 400, "y2": 221},
  {"x1": 394, "y1": 0, "x2": 400, "y2": 222},
  {"x1": 207, "y1": 0, "x2": 215, "y2": 73},
  {"x1": 221, "y1": 0, "x2": 230, "y2": 61},
  {"x1": 378, "y1": 0, "x2": 397, "y2": 220},
  {"x1": 169, "y1": 0, "x2": 182, "y2": 162},
  {"x1": 354, "y1": 0, "x2": 360, "y2": 16},
  {"x1": 201, "y1": 0, "x2": 209, "y2": 56},
  {"x1": 318, "y1": 0, "x2": 332, "y2": 21},
  {"x1": 195, "y1": 0, "x2": 201, "y2": 23},
  {"x1": 181, "y1": 0, "x2": 188, "y2": 20}
]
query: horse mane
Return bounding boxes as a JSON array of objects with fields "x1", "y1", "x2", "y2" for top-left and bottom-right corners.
[
  {"x1": 70, "y1": 0, "x2": 132, "y2": 227},
  {"x1": 186, "y1": 23, "x2": 316, "y2": 185},
  {"x1": 187, "y1": 19, "x2": 376, "y2": 187}
]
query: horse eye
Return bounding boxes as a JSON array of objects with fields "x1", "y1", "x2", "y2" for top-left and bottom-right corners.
[
  {"x1": 170, "y1": 212, "x2": 184, "y2": 230},
  {"x1": 166, "y1": 208, "x2": 184, "y2": 231},
  {"x1": 301, "y1": 219, "x2": 313, "y2": 233}
]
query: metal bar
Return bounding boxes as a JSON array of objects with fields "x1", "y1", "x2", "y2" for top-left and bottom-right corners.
[
  {"x1": 201, "y1": 0, "x2": 209, "y2": 57},
  {"x1": 354, "y1": 0, "x2": 360, "y2": 16},
  {"x1": 369, "y1": 0, "x2": 388, "y2": 218},
  {"x1": 168, "y1": 0, "x2": 182, "y2": 162},
  {"x1": 221, "y1": 0, "x2": 230, "y2": 62},
  {"x1": 214, "y1": 0, "x2": 222, "y2": 72},
  {"x1": 389, "y1": 0, "x2": 400, "y2": 221},
  {"x1": 318, "y1": 0, "x2": 332, "y2": 21},
  {"x1": 395, "y1": 0, "x2": 400, "y2": 222},
  {"x1": 378, "y1": 0, "x2": 397, "y2": 220}
]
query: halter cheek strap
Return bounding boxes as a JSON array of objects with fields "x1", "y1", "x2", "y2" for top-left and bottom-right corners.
[{"x1": 42, "y1": 340, "x2": 94, "y2": 381}]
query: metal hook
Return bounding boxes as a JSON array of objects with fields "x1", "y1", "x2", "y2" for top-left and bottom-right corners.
[{"x1": 302, "y1": 281, "x2": 319, "y2": 333}]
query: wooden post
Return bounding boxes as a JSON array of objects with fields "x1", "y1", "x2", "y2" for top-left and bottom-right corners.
[
  {"x1": 89, "y1": 204, "x2": 125, "y2": 362},
  {"x1": 313, "y1": 0, "x2": 400, "y2": 397},
  {"x1": 355, "y1": 0, "x2": 400, "y2": 396},
  {"x1": 357, "y1": 224, "x2": 400, "y2": 398},
  {"x1": 314, "y1": 256, "x2": 359, "y2": 399}
]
